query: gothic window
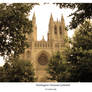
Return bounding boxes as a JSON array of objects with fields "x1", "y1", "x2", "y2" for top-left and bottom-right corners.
[
  {"x1": 46, "y1": 44, "x2": 47, "y2": 48},
  {"x1": 54, "y1": 25, "x2": 57, "y2": 34},
  {"x1": 38, "y1": 43, "x2": 40, "y2": 47},
  {"x1": 35, "y1": 43, "x2": 36, "y2": 47},
  {"x1": 38, "y1": 53, "x2": 48, "y2": 65},
  {"x1": 59, "y1": 26, "x2": 62, "y2": 34},
  {"x1": 48, "y1": 44, "x2": 49, "y2": 47},
  {"x1": 43, "y1": 43, "x2": 44, "y2": 48},
  {"x1": 40, "y1": 43, "x2": 41, "y2": 47},
  {"x1": 38, "y1": 42, "x2": 39, "y2": 48},
  {"x1": 44, "y1": 43, "x2": 46, "y2": 47}
]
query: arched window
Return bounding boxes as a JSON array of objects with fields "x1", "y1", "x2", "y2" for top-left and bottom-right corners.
[
  {"x1": 35, "y1": 43, "x2": 36, "y2": 47},
  {"x1": 59, "y1": 26, "x2": 62, "y2": 34},
  {"x1": 40, "y1": 43, "x2": 42, "y2": 47},
  {"x1": 54, "y1": 25, "x2": 57, "y2": 34},
  {"x1": 48, "y1": 44, "x2": 49, "y2": 47}
]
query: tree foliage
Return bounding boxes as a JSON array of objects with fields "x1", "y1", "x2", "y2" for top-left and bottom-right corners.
[
  {"x1": 55, "y1": 3, "x2": 77, "y2": 9},
  {"x1": 56, "y1": 3, "x2": 92, "y2": 29},
  {"x1": 47, "y1": 52, "x2": 71, "y2": 82},
  {"x1": 67, "y1": 20, "x2": 92, "y2": 82},
  {"x1": 69, "y1": 3, "x2": 92, "y2": 29},
  {"x1": 0, "y1": 58, "x2": 35, "y2": 82},
  {"x1": 47, "y1": 20, "x2": 92, "y2": 82},
  {"x1": 0, "y1": 3, "x2": 34, "y2": 58}
]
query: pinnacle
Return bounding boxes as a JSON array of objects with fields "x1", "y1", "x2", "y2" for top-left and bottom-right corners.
[
  {"x1": 61, "y1": 14, "x2": 64, "y2": 21},
  {"x1": 32, "y1": 12, "x2": 36, "y2": 19},
  {"x1": 42, "y1": 36, "x2": 45, "y2": 41},
  {"x1": 50, "y1": 13, "x2": 53, "y2": 20}
]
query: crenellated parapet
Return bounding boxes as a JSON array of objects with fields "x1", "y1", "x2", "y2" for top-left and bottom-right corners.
[
  {"x1": 32, "y1": 40, "x2": 64, "y2": 49},
  {"x1": 34, "y1": 41, "x2": 53, "y2": 48}
]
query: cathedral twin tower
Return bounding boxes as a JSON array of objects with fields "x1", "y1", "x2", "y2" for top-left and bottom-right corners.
[
  {"x1": 31, "y1": 13, "x2": 67, "y2": 42},
  {"x1": 21, "y1": 13, "x2": 67, "y2": 82}
]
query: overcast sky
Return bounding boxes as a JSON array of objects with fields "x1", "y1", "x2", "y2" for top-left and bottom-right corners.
[{"x1": 29, "y1": 4, "x2": 76, "y2": 40}]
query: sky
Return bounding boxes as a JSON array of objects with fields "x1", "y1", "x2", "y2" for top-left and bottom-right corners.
[
  {"x1": 29, "y1": 3, "x2": 75, "y2": 41},
  {"x1": 0, "y1": 3, "x2": 76, "y2": 66}
]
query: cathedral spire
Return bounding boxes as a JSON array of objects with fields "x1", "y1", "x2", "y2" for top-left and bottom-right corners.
[
  {"x1": 32, "y1": 12, "x2": 36, "y2": 25},
  {"x1": 32, "y1": 12, "x2": 36, "y2": 19},
  {"x1": 61, "y1": 14, "x2": 65, "y2": 28},
  {"x1": 32, "y1": 12, "x2": 37, "y2": 41},
  {"x1": 50, "y1": 13, "x2": 53, "y2": 21},
  {"x1": 48, "y1": 13, "x2": 54, "y2": 41},
  {"x1": 60, "y1": 14, "x2": 67, "y2": 38},
  {"x1": 61, "y1": 14, "x2": 64, "y2": 22},
  {"x1": 49, "y1": 13, "x2": 54, "y2": 25}
]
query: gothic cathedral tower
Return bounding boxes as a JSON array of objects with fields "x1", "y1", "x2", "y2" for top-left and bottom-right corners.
[
  {"x1": 20, "y1": 13, "x2": 68, "y2": 82},
  {"x1": 48, "y1": 14, "x2": 67, "y2": 42},
  {"x1": 31, "y1": 13, "x2": 37, "y2": 41}
]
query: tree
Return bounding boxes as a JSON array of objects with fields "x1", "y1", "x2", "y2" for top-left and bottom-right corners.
[
  {"x1": 0, "y1": 58, "x2": 36, "y2": 82},
  {"x1": 47, "y1": 52, "x2": 71, "y2": 82},
  {"x1": 47, "y1": 20, "x2": 92, "y2": 82},
  {"x1": 69, "y1": 3, "x2": 92, "y2": 29},
  {"x1": 67, "y1": 20, "x2": 92, "y2": 82},
  {"x1": 55, "y1": 3, "x2": 77, "y2": 9},
  {"x1": 56, "y1": 3, "x2": 92, "y2": 29},
  {"x1": 0, "y1": 3, "x2": 34, "y2": 58}
]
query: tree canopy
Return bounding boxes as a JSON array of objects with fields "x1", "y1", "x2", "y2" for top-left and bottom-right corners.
[
  {"x1": 56, "y1": 3, "x2": 92, "y2": 29},
  {"x1": 67, "y1": 20, "x2": 92, "y2": 82},
  {"x1": 0, "y1": 3, "x2": 34, "y2": 58},
  {"x1": 0, "y1": 58, "x2": 36, "y2": 82},
  {"x1": 47, "y1": 52, "x2": 71, "y2": 82},
  {"x1": 47, "y1": 20, "x2": 92, "y2": 82}
]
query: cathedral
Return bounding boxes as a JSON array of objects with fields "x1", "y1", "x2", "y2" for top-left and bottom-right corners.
[{"x1": 20, "y1": 13, "x2": 68, "y2": 82}]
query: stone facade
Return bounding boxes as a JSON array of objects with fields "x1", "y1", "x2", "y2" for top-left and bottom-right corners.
[{"x1": 20, "y1": 13, "x2": 68, "y2": 82}]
